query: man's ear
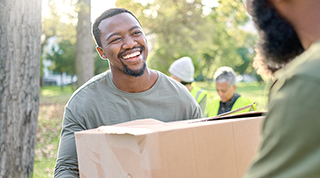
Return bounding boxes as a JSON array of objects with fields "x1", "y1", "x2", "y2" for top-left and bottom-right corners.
[{"x1": 96, "y1": 46, "x2": 107, "y2": 60}]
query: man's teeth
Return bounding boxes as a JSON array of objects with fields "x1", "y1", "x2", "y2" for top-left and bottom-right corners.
[{"x1": 122, "y1": 51, "x2": 140, "y2": 59}]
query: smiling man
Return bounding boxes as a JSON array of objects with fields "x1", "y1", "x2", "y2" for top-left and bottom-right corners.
[{"x1": 54, "y1": 8, "x2": 202, "y2": 177}]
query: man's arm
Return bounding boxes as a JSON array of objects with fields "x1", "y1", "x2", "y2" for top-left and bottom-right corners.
[
  {"x1": 54, "y1": 107, "x2": 85, "y2": 178},
  {"x1": 193, "y1": 102, "x2": 203, "y2": 119}
]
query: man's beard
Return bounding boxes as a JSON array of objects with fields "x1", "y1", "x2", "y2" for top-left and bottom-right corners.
[
  {"x1": 118, "y1": 46, "x2": 147, "y2": 77},
  {"x1": 251, "y1": 0, "x2": 304, "y2": 74},
  {"x1": 121, "y1": 60, "x2": 147, "y2": 77}
]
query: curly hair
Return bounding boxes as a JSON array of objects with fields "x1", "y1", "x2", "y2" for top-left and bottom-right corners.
[{"x1": 251, "y1": 0, "x2": 304, "y2": 74}]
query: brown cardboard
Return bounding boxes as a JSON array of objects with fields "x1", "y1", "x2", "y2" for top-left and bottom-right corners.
[{"x1": 75, "y1": 112, "x2": 264, "y2": 178}]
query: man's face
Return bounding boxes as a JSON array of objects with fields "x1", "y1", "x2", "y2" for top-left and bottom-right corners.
[
  {"x1": 249, "y1": 0, "x2": 304, "y2": 73},
  {"x1": 97, "y1": 13, "x2": 148, "y2": 77},
  {"x1": 216, "y1": 82, "x2": 236, "y2": 103}
]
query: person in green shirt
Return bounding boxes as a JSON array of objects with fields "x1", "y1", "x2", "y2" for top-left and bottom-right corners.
[
  {"x1": 169, "y1": 56, "x2": 209, "y2": 115},
  {"x1": 243, "y1": 0, "x2": 320, "y2": 177},
  {"x1": 206, "y1": 66, "x2": 256, "y2": 117},
  {"x1": 54, "y1": 8, "x2": 202, "y2": 178}
]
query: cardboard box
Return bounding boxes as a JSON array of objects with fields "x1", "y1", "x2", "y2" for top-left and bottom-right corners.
[{"x1": 75, "y1": 112, "x2": 264, "y2": 178}]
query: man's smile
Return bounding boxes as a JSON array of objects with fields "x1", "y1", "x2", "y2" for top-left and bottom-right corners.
[
  {"x1": 118, "y1": 47, "x2": 144, "y2": 63},
  {"x1": 122, "y1": 51, "x2": 141, "y2": 60}
]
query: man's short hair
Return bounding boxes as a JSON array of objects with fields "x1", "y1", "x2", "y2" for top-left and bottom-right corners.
[
  {"x1": 214, "y1": 66, "x2": 237, "y2": 87},
  {"x1": 92, "y1": 8, "x2": 141, "y2": 47}
]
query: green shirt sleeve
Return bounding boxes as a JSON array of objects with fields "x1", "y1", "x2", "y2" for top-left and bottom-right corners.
[
  {"x1": 54, "y1": 107, "x2": 86, "y2": 178},
  {"x1": 244, "y1": 77, "x2": 320, "y2": 178}
]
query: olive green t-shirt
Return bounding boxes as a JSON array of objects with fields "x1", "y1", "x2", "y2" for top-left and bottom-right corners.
[
  {"x1": 54, "y1": 70, "x2": 202, "y2": 177},
  {"x1": 244, "y1": 40, "x2": 320, "y2": 178}
]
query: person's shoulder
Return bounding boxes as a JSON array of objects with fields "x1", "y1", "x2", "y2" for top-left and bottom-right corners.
[
  {"x1": 199, "y1": 87, "x2": 209, "y2": 95},
  {"x1": 298, "y1": 41, "x2": 320, "y2": 77},
  {"x1": 156, "y1": 70, "x2": 183, "y2": 87},
  {"x1": 156, "y1": 70, "x2": 172, "y2": 81},
  {"x1": 67, "y1": 71, "x2": 110, "y2": 105},
  {"x1": 192, "y1": 83, "x2": 208, "y2": 92},
  {"x1": 155, "y1": 70, "x2": 194, "y2": 96},
  {"x1": 280, "y1": 41, "x2": 320, "y2": 81},
  {"x1": 212, "y1": 95, "x2": 220, "y2": 101},
  {"x1": 238, "y1": 95, "x2": 254, "y2": 104}
]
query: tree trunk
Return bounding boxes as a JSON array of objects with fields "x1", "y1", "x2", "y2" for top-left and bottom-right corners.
[
  {"x1": 0, "y1": 0, "x2": 41, "y2": 177},
  {"x1": 60, "y1": 72, "x2": 64, "y2": 91},
  {"x1": 76, "y1": 0, "x2": 94, "y2": 88},
  {"x1": 71, "y1": 74, "x2": 75, "y2": 91}
]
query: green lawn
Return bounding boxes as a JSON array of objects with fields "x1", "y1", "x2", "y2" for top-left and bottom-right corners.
[
  {"x1": 33, "y1": 82, "x2": 268, "y2": 177},
  {"x1": 33, "y1": 85, "x2": 73, "y2": 178}
]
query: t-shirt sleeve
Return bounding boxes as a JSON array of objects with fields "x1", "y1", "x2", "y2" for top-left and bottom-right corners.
[
  {"x1": 244, "y1": 77, "x2": 320, "y2": 178},
  {"x1": 193, "y1": 103, "x2": 203, "y2": 119},
  {"x1": 54, "y1": 107, "x2": 85, "y2": 178}
]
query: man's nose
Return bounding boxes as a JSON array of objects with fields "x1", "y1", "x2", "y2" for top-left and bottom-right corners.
[
  {"x1": 122, "y1": 36, "x2": 137, "y2": 49},
  {"x1": 218, "y1": 92, "x2": 224, "y2": 98}
]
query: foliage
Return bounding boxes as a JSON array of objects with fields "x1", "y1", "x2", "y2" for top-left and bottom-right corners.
[
  {"x1": 201, "y1": 0, "x2": 258, "y2": 77},
  {"x1": 47, "y1": 39, "x2": 76, "y2": 77},
  {"x1": 41, "y1": 0, "x2": 106, "y2": 87},
  {"x1": 41, "y1": 0, "x2": 77, "y2": 49},
  {"x1": 93, "y1": 50, "x2": 110, "y2": 75},
  {"x1": 117, "y1": 0, "x2": 213, "y2": 76},
  {"x1": 116, "y1": 0, "x2": 258, "y2": 79},
  {"x1": 41, "y1": 0, "x2": 77, "y2": 87}
]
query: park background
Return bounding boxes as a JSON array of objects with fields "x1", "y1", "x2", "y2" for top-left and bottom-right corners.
[{"x1": 5, "y1": 0, "x2": 270, "y2": 177}]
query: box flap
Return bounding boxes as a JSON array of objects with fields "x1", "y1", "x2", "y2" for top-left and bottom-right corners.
[
  {"x1": 189, "y1": 111, "x2": 265, "y2": 123},
  {"x1": 97, "y1": 118, "x2": 169, "y2": 135},
  {"x1": 97, "y1": 125, "x2": 153, "y2": 135},
  {"x1": 93, "y1": 112, "x2": 266, "y2": 136},
  {"x1": 113, "y1": 118, "x2": 167, "y2": 127}
]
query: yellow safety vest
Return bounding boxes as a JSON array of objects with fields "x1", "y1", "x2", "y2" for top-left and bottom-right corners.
[
  {"x1": 207, "y1": 95, "x2": 256, "y2": 117},
  {"x1": 190, "y1": 84, "x2": 208, "y2": 104},
  {"x1": 190, "y1": 84, "x2": 209, "y2": 115}
]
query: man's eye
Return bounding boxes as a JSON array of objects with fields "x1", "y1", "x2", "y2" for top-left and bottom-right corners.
[
  {"x1": 110, "y1": 38, "x2": 121, "y2": 43},
  {"x1": 133, "y1": 31, "x2": 142, "y2": 36}
]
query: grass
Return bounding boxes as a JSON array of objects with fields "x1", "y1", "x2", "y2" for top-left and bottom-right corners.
[
  {"x1": 33, "y1": 85, "x2": 74, "y2": 178},
  {"x1": 33, "y1": 82, "x2": 268, "y2": 177}
]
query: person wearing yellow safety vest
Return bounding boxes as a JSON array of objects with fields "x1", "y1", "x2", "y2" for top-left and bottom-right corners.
[
  {"x1": 169, "y1": 57, "x2": 209, "y2": 115},
  {"x1": 206, "y1": 66, "x2": 256, "y2": 117}
]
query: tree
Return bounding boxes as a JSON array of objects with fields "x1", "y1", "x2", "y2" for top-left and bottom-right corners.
[
  {"x1": 47, "y1": 39, "x2": 77, "y2": 90},
  {"x1": 117, "y1": 0, "x2": 212, "y2": 76},
  {"x1": 200, "y1": 0, "x2": 257, "y2": 77},
  {"x1": 41, "y1": 0, "x2": 77, "y2": 88},
  {"x1": 0, "y1": 0, "x2": 41, "y2": 177},
  {"x1": 42, "y1": 0, "x2": 105, "y2": 89},
  {"x1": 116, "y1": 0, "x2": 258, "y2": 79},
  {"x1": 76, "y1": 0, "x2": 94, "y2": 87}
]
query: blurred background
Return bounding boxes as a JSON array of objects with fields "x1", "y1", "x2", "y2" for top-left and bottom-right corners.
[{"x1": 36, "y1": 0, "x2": 269, "y2": 177}]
